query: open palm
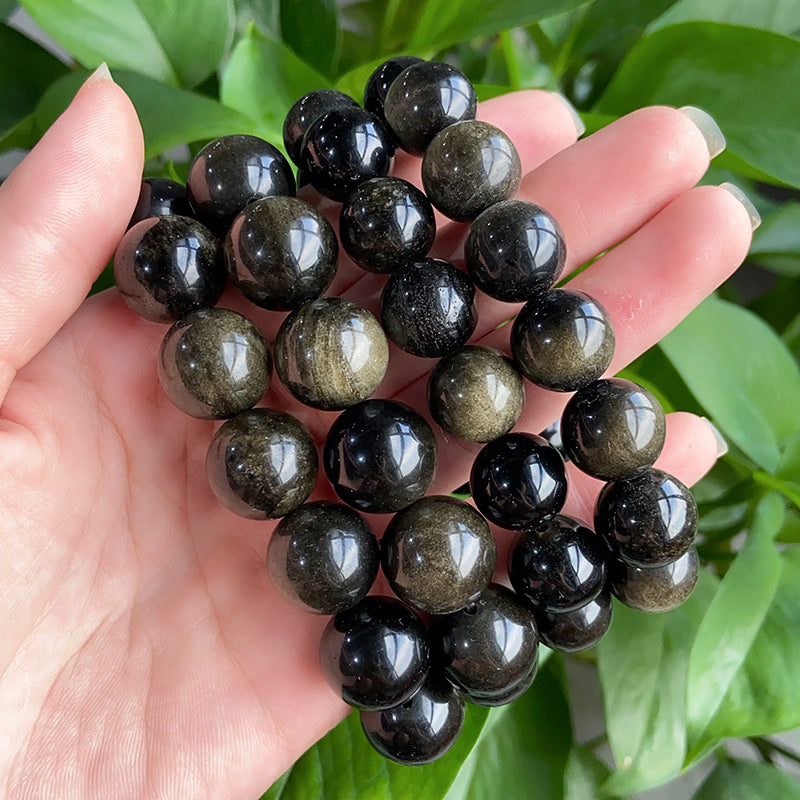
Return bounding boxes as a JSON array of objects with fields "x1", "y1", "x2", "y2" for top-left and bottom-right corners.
[{"x1": 0, "y1": 74, "x2": 751, "y2": 800}]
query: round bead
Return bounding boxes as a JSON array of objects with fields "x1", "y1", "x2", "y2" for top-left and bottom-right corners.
[
  {"x1": 595, "y1": 468, "x2": 697, "y2": 568},
  {"x1": 509, "y1": 516, "x2": 608, "y2": 612},
  {"x1": 535, "y1": 591, "x2": 613, "y2": 653},
  {"x1": 187, "y1": 134, "x2": 295, "y2": 233},
  {"x1": 610, "y1": 548, "x2": 699, "y2": 613},
  {"x1": 470, "y1": 433, "x2": 567, "y2": 530},
  {"x1": 561, "y1": 378, "x2": 667, "y2": 481},
  {"x1": 431, "y1": 584, "x2": 539, "y2": 705},
  {"x1": 511, "y1": 289, "x2": 615, "y2": 391},
  {"x1": 283, "y1": 89, "x2": 359, "y2": 166},
  {"x1": 465, "y1": 200, "x2": 566, "y2": 302},
  {"x1": 469, "y1": 659, "x2": 538, "y2": 707},
  {"x1": 539, "y1": 418, "x2": 567, "y2": 461},
  {"x1": 383, "y1": 61, "x2": 476, "y2": 156},
  {"x1": 339, "y1": 177, "x2": 435, "y2": 274},
  {"x1": 224, "y1": 196, "x2": 338, "y2": 311},
  {"x1": 422, "y1": 121, "x2": 521, "y2": 222},
  {"x1": 206, "y1": 409, "x2": 317, "y2": 520},
  {"x1": 299, "y1": 107, "x2": 392, "y2": 201},
  {"x1": 320, "y1": 596, "x2": 430, "y2": 710},
  {"x1": 158, "y1": 308, "x2": 271, "y2": 419},
  {"x1": 267, "y1": 501, "x2": 379, "y2": 614},
  {"x1": 381, "y1": 496, "x2": 496, "y2": 614},
  {"x1": 363, "y1": 56, "x2": 425, "y2": 120},
  {"x1": 428, "y1": 345, "x2": 524, "y2": 442},
  {"x1": 129, "y1": 178, "x2": 191, "y2": 228},
  {"x1": 274, "y1": 297, "x2": 388, "y2": 410},
  {"x1": 114, "y1": 215, "x2": 225, "y2": 323},
  {"x1": 361, "y1": 676, "x2": 464, "y2": 765},
  {"x1": 380, "y1": 258, "x2": 477, "y2": 358},
  {"x1": 323, "y1": 399, "x2": 437, "y2": 514}
]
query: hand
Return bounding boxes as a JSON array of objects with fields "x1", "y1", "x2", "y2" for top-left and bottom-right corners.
[{"x1": 0, "y1": 71, "x2": 751, "y2": 800}]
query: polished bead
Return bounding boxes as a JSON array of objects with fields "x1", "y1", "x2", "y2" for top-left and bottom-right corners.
[
  {"x1": 267, "y1": 501, "x2": 379, "y2": 614},
  {"x1": 422, "y1": 121, "x2": 521, "y2": 222},
  {"x1": 509, "y1": 516, "x2": 608, "y2": 612},
  {"x1": 158, "y1": 308, "x2": 270, "y2": 419},
  {"x1": 320, "y1": 596, "x2": 430, "y2": 710},
  {"x1": 323, "y1": 399, "x2": 437, "y2": 514},
  {"x1": 114, "y1": 215, "x2": 225, "y2": 323},
  {"x1": 470, "y1": 433, "x2": 567, "y2": 530},
  {"x1": 363, "y1": 56, "x2": 425, "y2": 120},
  {"x1": 128, "y1": 178, "x2": 191, "y2": 228},
  {"x1": 283, "y1": 89, "x2": 359, "y2": 166},
  {"x1": 539, "y1": 418, "x2": 567, "y2": 461},
  {"x1": 535, "y1": 591, "x2": 613, "y2": 652},
  {"x1": 187, "y1": 134, "x2": 295, "y2": 233},
  {"x1": 610, "y1": 548, "x2": 699, "y2": 613},
  {"x1": 465, "y1": 201, "x2": 566, "y2": 302},
  {"x1": 381, "y1": 258, "x2": 477, "y2": 358},
  {"x1": 428, "y1": 345, "x2": 524, "y2": 442},
  {"x1": 361, "y1": 676, "x2": 464, "y2": 764},
  {"x1": 511, "y1": 289, "x2": 615, "y2": 392},
  {"x1": 206, "y1": 409, "x2": 317, "y2": 520},
  {"x1": 274, "y1": 297, "x2": 388, "y2": 410},
  {"x1": 381, "y1": 496, "x2": 496, "y2": 614},
  {"x1": 383, "y1": 61, "x2": 476, "y2": 156},
  {"x1": 561, "y1": 378, "x2": 667, "y2": 481},
  {"x1": 468, "y1": 659, "x2": 538, "y2": 706},
  {"x1": 299, "y1": 107, "x2": 392, "y2": 201},
  {"x1": 339, "y1": 177, "x2": 435, "y2": 274}
]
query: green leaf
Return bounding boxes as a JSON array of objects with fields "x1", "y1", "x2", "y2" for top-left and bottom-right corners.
[
  {"x1": 234, "y1": 0, "x2": 281, "y2": 38},
  {"x1": 659, "y1": 295, "x2": 800, "y2": 473},
  {"x1": 564, "y1": 745, "x2": 614, "y2": 800},
  {"x1": 693, "y1": 759, "x2": 800, "y2": 800},
  {"x1": 595, "y1": 23, "x2": 800, "y2": 188},
  {"x1": 280, "y1": 0, "x2": 340, "y2": 78},
  {"x1": 650, "y1": 0, "x2": 800, "y2": 36},
  {"x1": 0, "y1": 0, "x2": 17, "y2": 18},
  {"x1": 750, "y1": 202, "x2": 800, "y2": 276}
]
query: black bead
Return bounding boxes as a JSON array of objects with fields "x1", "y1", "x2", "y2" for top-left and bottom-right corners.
[
  {"x1": 299, "y1": 107, "x2": 393, "y2": 201},
  {"x1": 267, "y1": 501, "x2": 379, "y2": 614},
  {"x1": 380, "y1": 258, "x2": 477, "y2": 358},
  {"x1": 466, "y1": 659, "x2": 538, "y2": 707},
  {"x1": 283, "y1": 89, "x2": 360, "y2": 166},
  {"x1": 561, "y1": 378, "x2": 667, "y2": 481},
  {"x1": 509, "y1": 516, "x2": 608, "y2": 612},
  {"x1": 511, "y1": 289, "x2": 615, "y2": 392},
  {"x1": 610, "y1": 548, "x2": 699, "y2": 613},
  {"x1": 339, "y1": 177, "x2": 435, "y2": 274},
  {"x1": 361, "y1": 675, "x2": 464, "y2": 764},
  {"x1": 470, "y1": 433, "x2": 567, "y2": 530},
  {"x1": 383, "y1": 61, "x2": 477, "y2": 156},
  {"x1": 186, "y1": 134, "x2": 295, "y2": 233},
  {"x1": 535, "y1": 591, "x2": 613, "y2": 652},
  {"x1": 114, "y1": 215, "x2": 225, "y2": 323},
  {"x1": 363, "y1": 56, "x2": 425, "y2": 119},
  {"x1": 224, "y1": 196, "x2": 338, "y2": 311},
  {"x1": 465, "y1": 200, "x2": 566, "y2": 302},
  {"x1": 539, "y1": 418, "x2": 567, "y2": 461},
  {"x1": 128, "y1": 178, "x2": 192, "y2": 228},
  {"x1": 320, "y1": 596, "x2": 430, "y2": 710}
]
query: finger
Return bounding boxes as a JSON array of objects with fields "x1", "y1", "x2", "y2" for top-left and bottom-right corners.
[{"x1": 0, "y1": 66, "x2": 143, "y2": 403}]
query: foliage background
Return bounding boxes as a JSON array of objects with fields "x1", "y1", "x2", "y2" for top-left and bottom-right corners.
[{"x1": 3, "y1": 0, "x2": 800, "y2": 798}]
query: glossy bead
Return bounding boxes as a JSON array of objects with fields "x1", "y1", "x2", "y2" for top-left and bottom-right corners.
[
  {"x1": 363, "y1": 56, "x2": 425, "y2": 120},
  {"x1": 320, "y1": 596, "x2": 430, "y2": 710},
  {"x1": 339, "y1": 177, "x2": 435, "y2": 274},
  {"x1": 469, "y1": 659, "x2": 538, "y2": 707},
  {"x1": 610, "y1": 548, "x2": 699, "y2": 613},
  {"x1": 383, "y1": 61, "x2": 477, "y2": 156},
  {"x1": 511, "y1": 289, "x2": 615, "y2": 392},
  {"x1": 465, "y1": 201, "x2": 566, "y2": 302},
  {"x1": 267, "y1": 501, "x2": 379, "y2": 614},
  {"x1": 114, "y1": 215, "x2": 225, "y2": 323},
  {"x1": 539, "y1": 418, "x2": 567, "y2": 461},
  {"x1": 561, "y1": 378, "x2": 667, "y2": 481},
  {"x1": 422, "y1": 121, "x2": 521, "y2": 222},
  {"x1": 323, "y1": 399, "x2": 437, "y2": 514},
  {"x1": 299, "y1": 107, "x2": 392, "y2": 201},
  {"x1": 380, "y1": 258, "x2": 477, "y2": 358},
  {"x1": 361, "y1": 676, "x2": 464, "y2": 764},
  {"x1": 470, "y1": 433, "x2": 567, "y2": 530},
  {"x1": 381, "y1": 496, "x2": 496, "y2": 614},
  {"x1": 428, "y1": 345, "x2": 524, "y2": 442},
  {"x1": 274, "y1": 297, "x2": 388, "y2": 410},
  {"x1": 158, "y1": 308, "x2": 271, "y2": 419},
  {"x1": 224, "y1": 196, "x2": 337, "y2": 311},
  {"x1": 509, "y1": 515, "x2": 608, "y2": 612},
  {"x1": 535, "y1": 591, "x2": 613, "y2": 653},
  {"x1": 187, "y1": 134, "x2": 295, "y2": 233},
  {"x1": 431, "y1": 584, "x2": 539, "y2": 705},
  {"x1": 283, "y1": 89, "x2": 359, "y2": 166},
  {"x1": 595, "y1": 468, "x2": 697, "y2": 568},
  {"x1": 128, "y1": 178, "x2": 191, "y2": 228},
  {"x1": 206, "y1": 409, "x2": 317, "y2": 520}
]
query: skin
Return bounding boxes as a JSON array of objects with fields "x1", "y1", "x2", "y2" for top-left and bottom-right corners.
[{"x1": 0, "y1": 73, "x2": 751, "y2": 800}]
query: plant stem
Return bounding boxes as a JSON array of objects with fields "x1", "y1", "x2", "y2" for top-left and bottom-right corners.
[{"x1": 750, "y1": 736, "x2": 800, "y2": 766}]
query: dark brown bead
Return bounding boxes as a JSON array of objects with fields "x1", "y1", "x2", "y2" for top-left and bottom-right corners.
[
  {"x1": 610, "y1": 548, "x2": 699, "y2": 613},
  {"x1": 535, "y1": 591, "x2": 613, "y2": 652},
  {"x1": 283, "y1": 89, "x2": 359, "y2": 166}
]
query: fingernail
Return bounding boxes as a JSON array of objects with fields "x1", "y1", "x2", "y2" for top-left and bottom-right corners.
[
  {"x1": 720, "y1": 182, "x2": 762, "y2": 231},
  {"x1": 84, "y1": 62, "x2": 114, "y2": 86},
  {"x1": 678, "y1": 106, "x2": 726, "y2": 159},
  {"x1": 701, "y1": 417, "x2": 728, "y2": 458},
  {"x1": 549, "y1": 91, "x2": 586, "y2": 137}
]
